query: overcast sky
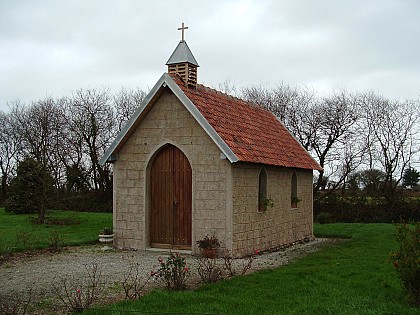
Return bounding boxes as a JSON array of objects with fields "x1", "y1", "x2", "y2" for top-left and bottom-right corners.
[{"x1": 1, "y1": 0, "x2": 419, "y2": 112}]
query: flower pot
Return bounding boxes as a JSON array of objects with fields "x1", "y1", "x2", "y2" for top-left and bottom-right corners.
[
  {"x1": 258, "y1": 204, "x2": 266, "y2": 212},
  {"x1": 98, "y1": 234, "x2": 114, "y2": 243},
  {"x1": 202, "y1": 248, "x2": 218, "y2": 259}
]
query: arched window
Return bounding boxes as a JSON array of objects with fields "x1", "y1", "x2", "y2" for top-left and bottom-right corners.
[
  {"x1": 258, "y1": 167, "x2": 267, "y2": 212},
  {"x1": 291, "y1": 172, "x2": 299, "y2": 208}
]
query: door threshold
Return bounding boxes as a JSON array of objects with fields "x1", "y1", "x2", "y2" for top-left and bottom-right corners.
[{"x1": 146, "y1": 247, "x2": 192, "y2": 255}]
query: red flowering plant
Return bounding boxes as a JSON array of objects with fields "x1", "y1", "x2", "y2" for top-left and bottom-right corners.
[
  {"x1": 73, "y1": 289, "x2": 83, "y2": 312},
  {"x1": 390, "y1": 222, "x2": 420, "y2": 306},
  {"x1": 152, "y1": 252, "x2": 190, "y2": 291}
]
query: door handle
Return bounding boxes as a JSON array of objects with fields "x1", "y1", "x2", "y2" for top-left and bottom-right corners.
[{"x1": 173, "y1": 200, "x2": 178, "y2": 211}]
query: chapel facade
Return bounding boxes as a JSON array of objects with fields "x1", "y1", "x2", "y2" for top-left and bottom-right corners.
[{"x1": 101, "y1": 29, "x2": 321, "y2": 256}]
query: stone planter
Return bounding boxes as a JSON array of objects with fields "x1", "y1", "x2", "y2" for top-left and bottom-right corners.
[{"x1": 98, "y1": 234, "x2": 114, "y2": 244}]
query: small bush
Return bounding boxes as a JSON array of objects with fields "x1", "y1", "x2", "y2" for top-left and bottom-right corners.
[
  {"x1": 195, "y1": 250, "x2": 253, "y2": 284},
  {"x1": 222, "y1": 250, "x2": 253, "y2": 277},
  {"x1": 0, "y1": 244, "x2": 13, "y2": 263},
  {"x1": 152, "y1": 252, "x2": 189, "y2": 291},
  {"x1": 47, "y1": 231, "x2": 65, "y2": 251},
  {"x1": 15, "y1": 231, "x2": 34, "y2": 251},
  {"x1": 121, "y1": 257, "x2": 153, "y2": 300},
  {"x1": 315, "y1": 212, "x2": 333, "y2": 224},
  {"x1": 391, "y1": 222, "x2": 420, "y2": 306},
  {"x1": 196, "y1": 255, "x2": 223, "y2": 283},
  {"x1": 0, "y1": 284, "x2": 36, "y2": 315},
  {"x1": 52, "y1": 262, "x2": 104, "y2": 313}
]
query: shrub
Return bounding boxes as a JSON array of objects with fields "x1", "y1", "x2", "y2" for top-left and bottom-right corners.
[
  {"x1": 47, "y1": 230, "x2": 65, "y2": 251},
  {"x1": 152, "y1": 252, "x2": 189, "y2": 291},
  {"x1": 195, "y1": 250, "x2": 253, "y2": 284},
  {"x1": 0, "y1": 284, "x2": 36, "y2": 315},
  {"x1": 222, "y1": 250, "x2": 253, "y2": 277},
  {"x1": 0, "y1": 244, "x2": 13, "y2": 263},
  {"x1": 5, "y1": 157, "x2": 54, "y2": 216},
  {"x1": 121, "y1": 257, "x2": 153, "y2": 300},
  {"x1": 196, "y1": 255, "x2": 223, "y2": 283},
  {"x1": 52, "y1": 262, "x2": 104, "y2": 313},
  {"x1": 15, "y1": 231, "x2": 35, "y2": 251},
  {"x1": 391, "y1": 222, "x2": 420, "y2": 306},
  {"x1": 315, "y1": 212, "x2": 333, "y2": 224}
]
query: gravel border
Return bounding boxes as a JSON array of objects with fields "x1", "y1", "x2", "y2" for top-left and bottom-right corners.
[{"x1": 0, "y1": 238, "x2": 339, "y2": 314}]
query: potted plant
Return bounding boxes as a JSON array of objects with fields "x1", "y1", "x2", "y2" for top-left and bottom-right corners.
[
  {"x1": 259, "y1": 197, "x2": 274, "y2": 212},
  {"x1": 291, "y1": 196, "x2": 301, "y2": 208},
  {"x1": 98, "y1": 227, "x2": 114, "y2": 243},
  {"x1": 196, "y1": 235, "x2": 221, "y2": 258}
]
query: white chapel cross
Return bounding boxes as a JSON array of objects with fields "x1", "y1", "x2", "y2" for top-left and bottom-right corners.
[{"x1": 178, "y1": 22, "x2": 188, "y2": 41}]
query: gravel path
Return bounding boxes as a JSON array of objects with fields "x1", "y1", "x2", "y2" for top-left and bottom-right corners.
[{"x1": 0, "y1": 238, "x2": 337, "y2": 314}]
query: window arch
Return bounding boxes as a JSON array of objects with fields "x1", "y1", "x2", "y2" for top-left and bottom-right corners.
[
  {"x1": 291, "y1": 172, "x2": 298, "y2": 208},
  {"x1": 258, "y1": 167, "x2": 267, "y2": 212}
]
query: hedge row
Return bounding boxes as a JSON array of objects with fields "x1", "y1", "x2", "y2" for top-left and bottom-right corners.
[
  {"x1": 3, "y1": 191, "x2": 113, "y2": 213},
  {"x1": 314, "y1": 196, "x2": 420, "y2": 224}
]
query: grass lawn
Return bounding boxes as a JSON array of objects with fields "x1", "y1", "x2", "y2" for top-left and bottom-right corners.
[
  {"x1": 84, "y1": 223, "x2": 418, "y2": 314},
  {"x1": 0, "y1": 208, "x2": 112, "y2": 254}
]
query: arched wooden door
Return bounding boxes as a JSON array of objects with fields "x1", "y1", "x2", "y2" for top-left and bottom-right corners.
[{"x1": 150, "y1": 145, "x2": 192, "y2": 250}]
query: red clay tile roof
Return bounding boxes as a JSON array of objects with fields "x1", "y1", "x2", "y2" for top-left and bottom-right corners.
[{"x1": 170, "y1": 74, "x2": 321, "y2": 171}]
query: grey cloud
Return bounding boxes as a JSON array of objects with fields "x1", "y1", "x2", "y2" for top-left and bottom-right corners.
[{"x1": 1, "y1": 0, "x2": 419, "y2": 111}]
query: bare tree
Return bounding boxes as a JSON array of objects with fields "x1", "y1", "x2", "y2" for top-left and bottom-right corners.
[
  {"x1": 308, "y1": 91, "x2": 362, "y2": 192},
  {"x1": 113, "y1": 87, "x2": 146, "y2": 132},
  {"x1": 0, "y1": 110, "x2": 21, "y2": 200},
  {"x1": 242, "y1": 85, "x2": 362, "y2": 193},
  {"x1": 67, "y1": 88, "x2": 115, "y2": 192},
  {"x1": 241, "y1": 82, "x2": 312, "y2": 121},
  {"x1": 9, "y1": 98, "x2": 64, "y2": 221},
  {"x1": 217, "y1": 78, "x2": 239, "y2": 97},
  {"x1": 360, "y1": 92, "x2": 420, "y2": 196}
]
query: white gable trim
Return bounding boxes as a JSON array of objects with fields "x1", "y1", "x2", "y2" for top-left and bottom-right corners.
[{"x1": 100, "y1": 73, "x2": 238, "y2": 165}]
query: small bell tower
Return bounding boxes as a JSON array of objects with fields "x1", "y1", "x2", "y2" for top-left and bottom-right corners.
[{"x1": 166, "y1": 23, "x2": 199, "y2": 89}]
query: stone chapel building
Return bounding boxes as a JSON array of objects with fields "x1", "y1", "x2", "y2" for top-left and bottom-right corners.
[{"x1": 100, "y1": 33, "x2": 321, "y2": 256}]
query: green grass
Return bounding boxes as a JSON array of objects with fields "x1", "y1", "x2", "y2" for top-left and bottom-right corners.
[
  {"x1": 84, "y1": 223, "x2": 418, "y2": 314},
  {"x1": 0, "y1": 208, "x2": 112, "y2": 254}
]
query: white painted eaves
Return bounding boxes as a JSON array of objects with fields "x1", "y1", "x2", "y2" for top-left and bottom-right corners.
[{"x1": 99, "y1": 73, "x2": 238, "y2": 165}]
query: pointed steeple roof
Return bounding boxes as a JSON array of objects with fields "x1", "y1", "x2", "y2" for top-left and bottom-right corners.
[{"x1": 166, "y1": 40, "x2": 199, "y2": 67}]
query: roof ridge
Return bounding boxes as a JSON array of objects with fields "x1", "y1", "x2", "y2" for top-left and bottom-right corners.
[
  {"x1": 169, "y1": 72, "x2": 270, "y2": 113},
  {"x1": 102, "y1": 72, "x2": 321, "y2": 170},
  {"x1": 196, "y1": 83, "x2": 271, "y2": 113}
]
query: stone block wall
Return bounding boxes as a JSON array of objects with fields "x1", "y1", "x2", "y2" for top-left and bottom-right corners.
[
  {"x1": 231, "y1": 163, "x2": 313, "y2": 256},
  {"x1": 113, "y1": 88, "x2": 230, "y2": 252}
]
